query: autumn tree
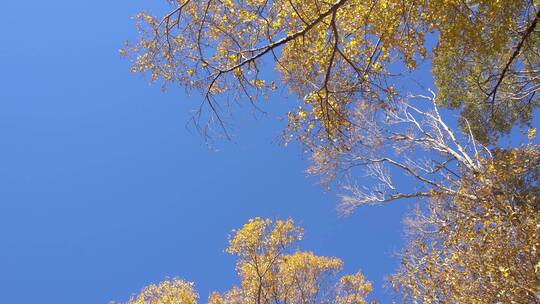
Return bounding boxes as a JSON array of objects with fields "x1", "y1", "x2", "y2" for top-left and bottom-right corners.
[
  {"x1": 119, "y1": 218, "x2": 373, "y2": 304},
  {"x1": 123, "y1": 0, "x2": 540, "y2": 207},
  {"x1": 390, "y1": 145, "x2": 540, "y2": 303},
  {"x1": 123, "y1": 1, "x2": 540, "y2": 302},
  {"x1": 124, "y1": 0, "x2": 539, "y2": 145}
]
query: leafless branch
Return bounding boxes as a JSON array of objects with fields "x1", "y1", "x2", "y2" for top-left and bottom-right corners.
[{"x1": 335, "y1": 92, "x2": 487, "y2": 212}]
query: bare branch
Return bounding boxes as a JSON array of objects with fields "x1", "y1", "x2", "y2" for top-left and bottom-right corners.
[{"x1": 334, "y1": 92, "x2": 486, "y2": 213}]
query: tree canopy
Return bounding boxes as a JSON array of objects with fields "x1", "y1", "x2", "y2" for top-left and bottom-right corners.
[
  {"x1": 123, "y1": 0, "x2": 540, "y2": 201},
  {"x1": 122, "y1": 1, "x2": 540, "y2": 303},
  {"x1": 124, "y1": 0, "x2": 539, "y2": 145},
  {"x1": 391, "y1": 146, "x2": 540, "y2": 303},
  {"x1": 120, "y1": 218, "x2": 373, "y2": 304}
]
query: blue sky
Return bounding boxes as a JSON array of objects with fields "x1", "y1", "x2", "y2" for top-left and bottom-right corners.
[{"x1": 0, "y1": 1, "x2": 467, "y2": 303}]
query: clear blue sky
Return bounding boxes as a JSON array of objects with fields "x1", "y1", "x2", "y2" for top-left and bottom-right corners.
[{"x1": 0, "y1": 1, "x2": 440, "y2": 303}]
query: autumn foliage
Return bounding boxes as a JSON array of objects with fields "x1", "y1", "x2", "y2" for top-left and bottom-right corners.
[
  {"x1": 391, "y1": 147, "x2": 540, "y2": 303},
  {"x1": 122, "y1": 0, "x2": 540, "y2": 303},
  {"x1": 123, "y1": 0, "x2": 539, "y2": 145},
  {"x1": 122, "y1": 218, "x2": 372, "y2": 304}
]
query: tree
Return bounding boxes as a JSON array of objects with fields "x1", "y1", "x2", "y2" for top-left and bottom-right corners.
[
  {"x1": 390, "y1": 146, "x2": 540, "y2": 303},
  {"x1": 118, "y1": 218, "x2": 373, "y2": 304},
  {"x1": 123, "y1": 0, "x2": 539, "y2": 145},
  {"x1": 123, "y1": 1, "x2": 539, "y2": 208},
  {"x1": 123, "y1": 2, "x2": 540, "y2": 302}
]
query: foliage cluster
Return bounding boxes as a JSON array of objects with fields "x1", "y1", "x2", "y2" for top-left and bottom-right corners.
[{"x1": 123, "y1": 218, "x2": 373, "y2": 304}]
